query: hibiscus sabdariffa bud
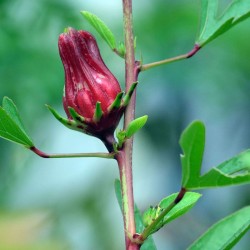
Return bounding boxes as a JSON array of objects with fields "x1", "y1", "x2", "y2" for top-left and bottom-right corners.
[{"x1": 48, "y1": 27, "x2": 137, "y2": 152}]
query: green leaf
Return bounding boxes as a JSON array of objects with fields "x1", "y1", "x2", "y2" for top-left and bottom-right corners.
[
  {"x1": 117, "y1": 41, "x2": 126, "y2": 58},
  {"x1": 81, "y1": 11, "x2": 116, "y2": 50},
  {"x1": 0, "y1": 97, "x2": 33, "y2": 147},
  {"x1": 2, "y1": 97, "x2": 26, "y2": 131},
  {"x1": 159, "y1": 192, "x2": 201, "y2": 224},
  {"x1": 135, "y1": 205, "x2": 157, "y2": 250},
  {"x1": 142, "y1": 205, "x2": 161, "y2": 229},
  {"x1": 195, "y1": 150, "x2": 250, "y2": 189},
  {"x1": 197, "y1": 0, "x2": 250, "y2": 46},
  {"x1": 180, "y1": 120, "x2": 250, "y2": 189},
  {"x1": 114, "y1": 180, "x2": 157, "y2": 250},
  {"x1": 125, "y1": 115, "x2": 148, "y2": 138},
  {"x1": 140, "y1": 237, "x2": 157, "y2": 250},
  {"x1": 188, "y1": 206, "x2": 250, "y2": 250},
  {"x1": 114, "y1": 179, "x2": 123, "y2": 211},
  {"x1": 179, "y1": 120, "x2": 205, "y2": 188},
  {"x1": 142, "y1": 192, "x2": 201, "y2": 234},
  {"x1": 116, "y1": 130, "x2": 126, "y2": 148}
]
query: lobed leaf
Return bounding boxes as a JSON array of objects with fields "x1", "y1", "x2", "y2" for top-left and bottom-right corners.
[
  {"x1": 179, "y1": 120, "x2": 205, "y2": 188},
  {"x1": 197, "y1": 0, "x2": 250, "y2": 46},
  {"x1": 188, "y1": 206, "x2": 250, "y2": 250},
  {"x1": 195, "y1": 150, "x2": 250, "y2": 189},
  {"x1": 179, "y1": 121, "x2": 250, "y2": 189}
]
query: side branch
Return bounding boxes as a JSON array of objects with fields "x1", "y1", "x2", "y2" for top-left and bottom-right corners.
[
  {"x1": 140, "y1": 44, "x2": 201, "y2": 71},
  {"x1": 30, "y1": 146, "x2": 115, "y2": 159},
  {"x1": 138, "y1": 188, "x2": 187, "y2": 243}
]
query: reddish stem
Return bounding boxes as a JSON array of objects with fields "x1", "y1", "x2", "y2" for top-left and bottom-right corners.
[
  {"x1": 186, "y1": 44, "x2": 201, "y2": 58},
  {"x1": 30, "y1": 146, "x2": 49, "y2": 158},
  {"x1": 140, "y1": 44, "x2": 201, "y2": 71},
  {"x1": 121, "y1": 0, "x2": 140, "y2": 249}
]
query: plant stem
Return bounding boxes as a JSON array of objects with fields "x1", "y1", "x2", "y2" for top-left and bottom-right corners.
[
  {"x1": 30, "y1": 146, "x2": 115, "y2": 159},
  {"x1": 140, "y1": 44, "x2": 201, "y2": 71},
  {"x1": 118, "y1": 0, "x2": 140, "y2": 249}
]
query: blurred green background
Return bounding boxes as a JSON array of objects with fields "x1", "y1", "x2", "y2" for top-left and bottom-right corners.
[{"x1": 0, "y1": 0, "x2": 250, "y2": 249}]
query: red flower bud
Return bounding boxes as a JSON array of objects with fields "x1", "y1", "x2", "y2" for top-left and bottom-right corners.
[
  {"x1": 48, "y1": 28, "x2": 137, "y2": 151},
  {"x1": 58, "y1": 28, "x2": 125, "y2": 148},
  {"x1": 59, "y1": 28, "x2": 121, "y2": 119}
]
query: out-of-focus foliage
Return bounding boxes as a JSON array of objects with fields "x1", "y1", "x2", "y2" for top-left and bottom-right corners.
[
  {"x1": 0, "y1": 211, "x2": 66, "y2": 250},
  {"x1": 1, "y1": 0, "x2": 250, "y2": 249}
]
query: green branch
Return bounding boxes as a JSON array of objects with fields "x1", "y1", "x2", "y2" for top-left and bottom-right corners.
[
  {"x1": 140, "y1": 44, "x2": 201, "y2": 71},
  {"x1": 30, "y1": 146, "x2": 115, "y2": 159}
]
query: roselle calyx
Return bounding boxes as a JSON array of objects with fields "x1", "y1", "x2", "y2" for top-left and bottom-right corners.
[{"x1": 49, "y1": 27, "x2": 137, "y2": 151}]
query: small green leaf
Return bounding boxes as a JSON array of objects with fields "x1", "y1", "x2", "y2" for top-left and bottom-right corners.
[
  {"x1": 117, "y1": 41, "x2": 126, "y2": 58},
  {"x1": 197, "y1": 0, "x2": 250, "y2": 46},
  {"x1": 116, "y1": 130, "x2": 126, "y2": 148},
  {"x1": 142, "y1": 192, "x2": 201, "y2": 235},
  {"x1": 159, "y1": 192, "x2": 201, "y2": 225},
  {"x1": 142, "y1": 205, "x2": 162, "y2": 228},
  {"x1": 0, "y1": 97, "x2": 34, "y2": 147},
  {"x1": 179, "y1": 120, "x2": 205, "y2": 188},
  {"x1": 81, "y1": 11, "x2": 116, "y2": 50},
  {"x1": 114, "y1": 180, "x2": 157, "y2": 250},
  {"x1": 125, "y1": 115, "x2": 148, "y2": 138},
  {"x1": 188, "y1": 206, "x2": 250, "y2": 250}
]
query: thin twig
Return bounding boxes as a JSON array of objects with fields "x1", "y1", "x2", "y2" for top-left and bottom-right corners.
[
  {"x1": 140, "y1": 44, "x2": 201, "y2": 71},
  {"x1": 30, "y1": 146, "x2": 115, "y2": 159}
]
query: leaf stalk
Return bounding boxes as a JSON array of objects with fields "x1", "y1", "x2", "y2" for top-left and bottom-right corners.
[
  {"x1": 140, "y1": 44, "x2": 201, "y2": 71},
  {"x1": 30, "y1": 146, "x2": 115, "y2": 159}
]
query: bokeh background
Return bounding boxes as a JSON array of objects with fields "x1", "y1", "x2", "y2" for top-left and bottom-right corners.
[{"x1": 0, "y1": 0, "x2": 250, "y2": 249}]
